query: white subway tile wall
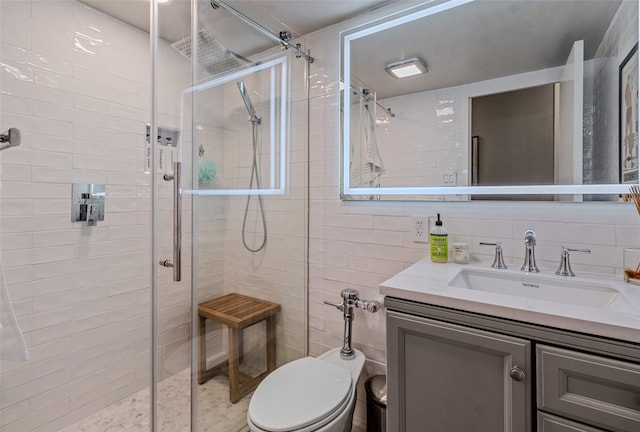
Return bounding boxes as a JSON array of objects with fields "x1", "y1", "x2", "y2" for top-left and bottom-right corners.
[
  {"x1": 303, "y1": 2, "x2": 638, "y2": 428},
  {"x1": 0, "y1": 1, "x2": 190, "y2": 431},
  {"x1": 1, "y1": 1, "x2": 309, "y2": 431}
]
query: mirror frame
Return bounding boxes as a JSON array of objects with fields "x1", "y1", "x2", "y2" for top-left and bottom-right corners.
[{"x1": 340, "y1": 0, "x2": 639, "y2": 198}]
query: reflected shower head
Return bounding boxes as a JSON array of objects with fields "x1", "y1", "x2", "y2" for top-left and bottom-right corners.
[
  {"x1": 237, "y1": 81, "x2": 261, "y2": 124},
  {"x1": 172, "y1": 29, "x2": 244, "y2": 76}
]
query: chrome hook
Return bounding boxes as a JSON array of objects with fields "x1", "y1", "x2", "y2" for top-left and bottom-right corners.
[{"x1": 0, "y1": 128, "x2": 21, "y2": 151}]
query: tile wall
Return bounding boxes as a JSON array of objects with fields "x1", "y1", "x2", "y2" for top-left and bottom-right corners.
[
  {"x1": 303, "y1": 1, "x2": 639, "y2": 427},
  {"x1": 0, "y1": 1, "x2": 191, "y2": 431},
  {"x1": 1, "y1": 2, "x2": 309, "y2": 431}
]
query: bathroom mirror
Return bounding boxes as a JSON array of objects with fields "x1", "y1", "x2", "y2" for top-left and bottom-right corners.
[{"x1": 340, "y1": 0, "x2": 639, "y2": 200}]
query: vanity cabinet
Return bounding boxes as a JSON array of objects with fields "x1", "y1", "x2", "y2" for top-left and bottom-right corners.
[
  {"x1": 385, "y1": 298, "x2": 640, "y2": 432},
  {"x1": 387, "y1": 310, "x2": 531, "y2": 431}
]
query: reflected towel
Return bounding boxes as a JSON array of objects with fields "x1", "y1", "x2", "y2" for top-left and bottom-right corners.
[
  {"x1": 350, "y1": 101, "x2": 384, "y2": 188},
  {"x1": 0, "y1": 254, "x2": 30, "y2": 361}
]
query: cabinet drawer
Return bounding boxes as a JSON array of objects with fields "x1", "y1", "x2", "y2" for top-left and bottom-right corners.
[
  {"x1": 537, "y1": 345, "x2": 640, "y2": 432},
  {"x1": 537, "y1": 412, "x2": 605, "y2": 432}
]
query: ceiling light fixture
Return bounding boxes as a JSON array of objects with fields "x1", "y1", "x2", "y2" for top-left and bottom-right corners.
[{"x1": 385, "y1": 57, "x2": 428, "y2": 79}]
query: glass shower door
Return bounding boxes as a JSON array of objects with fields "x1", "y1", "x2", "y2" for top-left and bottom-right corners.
[
  {"x1": 186, "y1": 1, "x2": 310, "y2": 430},
  {"x1": 0, "y1": 1, "x2": 155, "y2": 431}
]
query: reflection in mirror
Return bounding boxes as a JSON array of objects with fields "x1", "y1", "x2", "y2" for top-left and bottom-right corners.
[
  {"x1": 471, "y1": 84, "x2": 556, "y2": 201},
  {"x1": 341, "y1": 0, "x2": 639, "y2": 200},
  {"x1": 349, "y1": 78, "x2": 384, "y2": 194}
]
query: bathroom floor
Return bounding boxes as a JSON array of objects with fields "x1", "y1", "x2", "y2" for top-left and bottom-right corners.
[{"x1": 59, "y1": 368, "x2": 251, "y2": 432}]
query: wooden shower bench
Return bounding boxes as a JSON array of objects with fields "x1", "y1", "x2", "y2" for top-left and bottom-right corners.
[{"x1": 197, "y1": 293, "x2": 280, "y2": 403}]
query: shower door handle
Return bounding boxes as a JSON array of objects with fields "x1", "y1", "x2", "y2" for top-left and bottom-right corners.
[{"x1": 160, "y1": 162, "x2": 182, "y2": 282}]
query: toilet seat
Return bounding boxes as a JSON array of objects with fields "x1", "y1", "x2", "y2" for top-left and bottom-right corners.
[{"x1": 248, "y1": 356, "x2": 353, "y2": 432}]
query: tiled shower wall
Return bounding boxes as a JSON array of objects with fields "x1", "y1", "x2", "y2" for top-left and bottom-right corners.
[
  {"x1": 0, "y1": 1, "x2": 190, "y2": 431},
  {"x1": 304, "y1": 1, "x2": 639, "y2": 427},
  {"x1": 1, "y1": 2, "x2": 309, "y2": 431}
]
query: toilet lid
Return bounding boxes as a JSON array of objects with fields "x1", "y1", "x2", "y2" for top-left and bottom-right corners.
[{"x1": 249, "y1": 357, "x2": 352, "y2": 432}]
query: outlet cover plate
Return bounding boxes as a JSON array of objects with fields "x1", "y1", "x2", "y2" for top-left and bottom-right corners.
[{"x1": 413, "y1": 217, "x2": 429, "y2": 243}]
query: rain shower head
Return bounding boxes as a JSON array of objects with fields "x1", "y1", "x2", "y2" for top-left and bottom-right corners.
[
  {"x1": 172, "y1": 29, "x2": 245, "y2": 76},
  {"x1": 237, "y1": 81, "x2": 261, "y2": 124}
]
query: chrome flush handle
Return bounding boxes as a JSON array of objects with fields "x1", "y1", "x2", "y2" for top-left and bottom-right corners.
[{"x1": 324, "y1": 289, "x2": 381, "y2": 360}]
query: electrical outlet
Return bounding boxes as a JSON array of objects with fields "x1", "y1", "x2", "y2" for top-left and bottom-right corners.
[{"x1": 413, "y1": 217, "x2": 429, "y2": 243}]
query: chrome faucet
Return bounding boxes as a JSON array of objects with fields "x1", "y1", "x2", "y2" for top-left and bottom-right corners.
[
  {"x1": 556, "y1": 246, "x2": 591, "y2": 277},
  {"x1": 324, "y1": 289, "x2": 381, "y2": 360},
  {"x1": 521, "y1": 229, "x2": 539, "y2": 273}
]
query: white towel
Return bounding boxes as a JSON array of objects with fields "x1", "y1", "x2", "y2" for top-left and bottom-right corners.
[
  {"x1": 350, "y1": 101, "x2": 385, "y2": 188},
  {"x1": 0, "y1": 254, "x2": 30, "y2": 361}
]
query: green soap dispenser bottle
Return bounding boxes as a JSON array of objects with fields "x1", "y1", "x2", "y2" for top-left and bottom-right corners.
[{"x1": 430, "y1": 213, "x2": 448, "y2": 263}]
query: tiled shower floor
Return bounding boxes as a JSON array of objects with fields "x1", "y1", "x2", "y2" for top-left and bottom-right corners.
[{"x1": 59, "y1": 368, "x2": 251, "y2": 432}]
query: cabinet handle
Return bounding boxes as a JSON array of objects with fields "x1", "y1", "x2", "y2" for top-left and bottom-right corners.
[{"x1": 509, "y1": 366, "x2": 525, "y2": 381}]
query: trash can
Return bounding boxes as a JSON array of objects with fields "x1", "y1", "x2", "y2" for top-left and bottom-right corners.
[{"x1": 365, "y1": 375, "x2": 387, "y2": 432}]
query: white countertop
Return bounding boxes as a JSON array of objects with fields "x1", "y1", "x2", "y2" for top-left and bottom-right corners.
[{"x1": 380, "y1": 258, "x2": 640, "y2": 344}]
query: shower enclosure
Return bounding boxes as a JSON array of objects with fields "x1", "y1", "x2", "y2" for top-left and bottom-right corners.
[{"x1": 0, "y1": 1, "x2": 309, "y2": 431}]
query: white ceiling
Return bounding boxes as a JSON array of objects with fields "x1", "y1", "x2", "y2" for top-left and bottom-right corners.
[
  {"x1": 79, "y1": 0, "x2": 391, "y2": 56},
  {"x1": 351, "y1": 0, "x2": 623, "y2": 99},
  {"x1": 78, "y1": 0, "x2": 628, "y2": 99}
]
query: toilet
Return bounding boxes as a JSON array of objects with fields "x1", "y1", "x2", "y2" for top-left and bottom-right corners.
[{"x1": 247, "y1": 347, "x2": 366, "y2": 432}]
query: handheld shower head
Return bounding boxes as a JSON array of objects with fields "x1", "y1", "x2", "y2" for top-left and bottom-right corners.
[{"x1": 237, "y1": 81, "x2": 261, "y2": 124}]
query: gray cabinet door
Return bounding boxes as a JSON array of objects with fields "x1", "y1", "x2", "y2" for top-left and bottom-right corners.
[{"x1": 387, "y1": 311, "x2": 532, "y2": 432}]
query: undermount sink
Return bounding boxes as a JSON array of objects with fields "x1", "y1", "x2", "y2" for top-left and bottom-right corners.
[{"x1": 448, "y1": 268, "x2": 636, "y2": 313}]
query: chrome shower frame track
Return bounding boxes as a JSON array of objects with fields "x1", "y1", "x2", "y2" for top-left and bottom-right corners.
[{"x1": 210, "y1": 0, "x2": 314, "y2": 63}]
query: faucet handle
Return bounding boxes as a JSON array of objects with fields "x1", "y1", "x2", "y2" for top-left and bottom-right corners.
[
  {"x1": 555, "y1": 246, "x2": 591, "y2": 277},
  {"x1": 480, "y1": 241, "x2": 508, "y2": 269}
]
